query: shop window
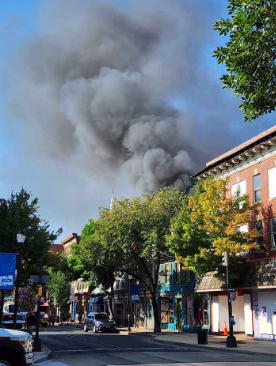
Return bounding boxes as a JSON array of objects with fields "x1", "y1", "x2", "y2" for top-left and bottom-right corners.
[
  {"x1": 270, "y1": 217, "x2": 276, "y2": 247},
  {"x1": 253, "y1": 174, "x2": 261, "y2": 202},
  {"x1": 175, "y1": 262, "x2": 181, "y2": 283},
  {"x1": 165, "y1": 263, "x2": 170, "y2": 284},
  {"x1": 186, "y1": 296, "x2": 193, "y2": 325},
  {"x1": 160, "y1": 298, "x2": 174, "y2": 324},
  {"x1": 202, "y1": 295, "x2": 209, "y2": 327},
  {"x1": 255, "y1": 220, "x2": 264, "y2": 249},
  {"x1": 268, "y1": 167, "x2": 276, "y2": 199}
]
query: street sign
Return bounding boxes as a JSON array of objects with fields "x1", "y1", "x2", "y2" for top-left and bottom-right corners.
[{"x1": 30, "y1": 275, "x2": 50, "y2": 283}]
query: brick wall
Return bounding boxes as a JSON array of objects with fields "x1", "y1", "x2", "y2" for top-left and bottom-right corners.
[{"x1": 223, "y1": 154, "x2": 276, "y2": 258}]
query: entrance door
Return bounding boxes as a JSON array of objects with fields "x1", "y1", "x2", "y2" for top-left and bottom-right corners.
[
  {"x1": 146, "y1": 299, "x2": 154, "y2": 330},
  {"x1": 176, "y1": 298, "x2": 182, "y2": 331}
]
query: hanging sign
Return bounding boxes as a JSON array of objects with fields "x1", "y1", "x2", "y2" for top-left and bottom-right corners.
[
  {"x1": 131, "y1": 284, "x2": 140, "y2": 302},
  {"x1": 0, "y1": 253, "x2": 16, "y2": 290}
]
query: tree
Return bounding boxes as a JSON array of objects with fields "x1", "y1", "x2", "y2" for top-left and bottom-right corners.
[
  {"x1": 19, "y1": 287, "x2": 37, "y2": 311},
  {"x1": 214, "y1": 0, "x2": 276, "y2": 121},
  {"x1": 72, "y1": 219, "x2": 117, "y2": 319},
  {"x1": 168, "y1": 178, "x2": 260, "y2": 279},
  {"x1": 48, "y1": 271, "x2": 71, "y2": 312},
  {"x1": 0, "y1": 188, "x2": 62, "y2": 277},
  {"x1": 97, "y1": 188, "x2": 185, "y2": 332}
]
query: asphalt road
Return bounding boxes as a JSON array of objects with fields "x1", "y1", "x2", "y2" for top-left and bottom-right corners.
[{"x1": 39, "y1": 325, "x2": 276, "y2": 366}]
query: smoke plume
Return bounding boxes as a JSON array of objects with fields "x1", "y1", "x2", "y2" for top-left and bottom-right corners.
[{"x1": 3, "y1": 0, "x2": 214, "y2": 192}]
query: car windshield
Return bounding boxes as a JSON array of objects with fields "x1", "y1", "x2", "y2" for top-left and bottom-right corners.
[
  {"x1": 95, "y1": 314, "x2": 109, "y2": 320},
  {"x1": 3, "y1": 315, "x2": 24, "y2": 321}
]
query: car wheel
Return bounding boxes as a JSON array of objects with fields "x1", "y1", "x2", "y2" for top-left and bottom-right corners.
[
  {"x1": 92, "y1": 324, "x2": 97, "y2": 333},
  {"x1": 0, "y1": 357, "x2": 12, "y2": 366},
  {"x1": 84, "y1": 324, "x2": 88, "y2": 332}
]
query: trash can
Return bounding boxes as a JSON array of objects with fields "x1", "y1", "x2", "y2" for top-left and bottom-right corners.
[{"x1": 197, "y1": 329, "x2": 208, "y2": 344}]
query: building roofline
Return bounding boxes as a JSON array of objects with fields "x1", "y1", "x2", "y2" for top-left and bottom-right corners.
[{"x1": 193, "y1": 125, "x2": 276, "y2": 178}]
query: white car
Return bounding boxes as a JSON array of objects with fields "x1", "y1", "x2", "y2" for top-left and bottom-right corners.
[{"x1": 0, "y1": 327, "x2": 33, "y2": 365}]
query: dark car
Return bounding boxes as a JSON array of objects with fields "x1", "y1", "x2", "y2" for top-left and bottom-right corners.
[
  {"x1": 2, "y1": 314, "x2": 25, "y2": 330},
  {"x1": 83, "y1": 312, "x2": 117, "y2": 333}
]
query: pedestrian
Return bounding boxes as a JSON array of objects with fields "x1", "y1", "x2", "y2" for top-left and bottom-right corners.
[
  {"x1": 78, "y1": 312, "x2": 83, "y2": 325},
  {"x1": 26, "y1": 311, "x2": 36, "y2": 336},
  {"x1": 60, "y1": 310, "x2": 65, "y2": 325}
]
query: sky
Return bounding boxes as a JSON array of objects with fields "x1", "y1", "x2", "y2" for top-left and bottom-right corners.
[{"x1": 0, "y1": 0, "x2": 275, "y2": 241}]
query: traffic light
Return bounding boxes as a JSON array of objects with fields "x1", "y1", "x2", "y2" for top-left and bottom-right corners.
[
  {"x1": 38, "y1": 287, "x2": 43, "y2": 297},
  {"x1": 222, "y1": 251, "x2": 229, "y2": 267}
]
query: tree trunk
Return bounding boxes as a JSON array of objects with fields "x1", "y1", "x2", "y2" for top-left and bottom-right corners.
[
  {"x1": 0, "y1": 290, "x2": 4, "y2": 327},
  {"x1": 151, "y1": 293, "x2": 161, "y2": 333},
  {"x1": 107, "y1": 293, "x2": 114, "y2": 319}
]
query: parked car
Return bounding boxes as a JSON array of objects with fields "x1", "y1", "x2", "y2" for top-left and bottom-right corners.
[
  {"x1": 83, "y1": 312, "x2": 117, "y2": 333},
  {"x1": 0, "y1": 327, "x2": 33, "y2": 365},
  {"x1": 2, "y1": 314, "x2": 25, "y2": 330}
]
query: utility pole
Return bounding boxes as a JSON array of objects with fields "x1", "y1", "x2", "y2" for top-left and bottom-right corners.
[
  {"x1": 33, "y1": 260, "x2": 42, "y2": 352},
  {"x1": 223, "y1": 251, "x2": 237, "y2": 348}
]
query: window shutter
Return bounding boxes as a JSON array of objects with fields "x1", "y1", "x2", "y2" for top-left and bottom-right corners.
[{"x1": 268, "y1": 167, "x2": 276, "y2": 199}]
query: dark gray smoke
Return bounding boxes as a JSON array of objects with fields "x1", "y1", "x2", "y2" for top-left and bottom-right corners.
[{"x1": 3, "y1": 0, "x2": 212, "y2": 192}]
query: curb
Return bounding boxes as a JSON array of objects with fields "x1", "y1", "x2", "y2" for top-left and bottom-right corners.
[
  {"x1": 128, "y1": 333, "x2": 276, "y2": 358},
  {"x1": 33, "y1": 346, "x2": 52, "y2": 364}
]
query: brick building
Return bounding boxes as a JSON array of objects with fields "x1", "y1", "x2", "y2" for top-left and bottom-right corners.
[{"x1": 194, "y1": 125, "x2": 276, "y2": 340}]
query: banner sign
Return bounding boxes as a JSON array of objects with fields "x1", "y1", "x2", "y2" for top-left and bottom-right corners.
[
  {"x1": 131, "y1": 284, "x2": 140, "y2": 302},
  {"x1": 0, "y1": 253, "x2": 16, "y2": 290}
]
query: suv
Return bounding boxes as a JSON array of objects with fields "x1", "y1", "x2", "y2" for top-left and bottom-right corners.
[
  {"x1": 83, "y1": 312, "x2": 117, "y2": 333},
  {"x1": 0, "y1": 328, "x2": 33, "y2": 365}
]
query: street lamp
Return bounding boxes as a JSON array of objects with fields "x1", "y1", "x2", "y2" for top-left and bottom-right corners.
[
  {"x1": 128, "y1": 275, "x2": 132, "y2": 332},
  {"x1": 13, "y1": 229, "x2": 25, "y2": 329}
]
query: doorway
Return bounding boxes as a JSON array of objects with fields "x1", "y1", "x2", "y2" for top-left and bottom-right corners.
[{"x1": 176, "y1": 297, "x2": 182, "y2": 331}]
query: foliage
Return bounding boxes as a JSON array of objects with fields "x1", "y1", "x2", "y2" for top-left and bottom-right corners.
[
  {"x1": 214, "y1": 0, "x2": 276, "y2": 120},
  {"x1": 0, "y1": 188, "x2": 62, "y2": 277},
  {"x1": 168, "y1": 178, "x2": 260, "y2": 279},
  {"x1": 19, "y1": 287, "x2": 37, "y2": 310},
  {"x1": 48, "y1": 271, "x2": 71, "y2": 310},
  {"x1": 97, "y1": 187, "x2": 185, "y2": 332}
]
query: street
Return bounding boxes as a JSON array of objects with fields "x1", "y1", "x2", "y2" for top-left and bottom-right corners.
[{"x1": 38, "y1": 325, "x2": 276, "y2": 366}]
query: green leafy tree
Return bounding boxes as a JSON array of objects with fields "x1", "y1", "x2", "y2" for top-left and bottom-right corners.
[
  {"x1": 0, "y1": 188, "x2": 62, "y2": 277},
  {"x1": 48, "y1": 271, "x2": 71, "y2": 311},
  {"x1": 97, "y1": 188, "x2": 185, "y2": 332},
  {"x1": 214, "y1": 0, "x2": 276, "y2": 120},
  {"x1": 168, "y1": 178, "x2": 260, "y2": 280}
]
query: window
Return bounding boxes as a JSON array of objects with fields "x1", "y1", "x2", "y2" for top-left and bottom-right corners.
[
  {"x1": 185, "y1": 270, "x2": 191, "y2": 282},
  {"x1": 237, "y1": 224, "x2": 248, "y2": 233},
  {"x1": 165, "y1": 263, "x2": 170, "y2": 284},
  {"x1": 268, "y1": 167, "x2": 276, "y2": 199},
  {"x1": 253, "y1": 174, "x2": 261, "y2": 202},
  {"x1": 255, "y1": 221, "x2": 264, "y2": 249},
  {"x1": 175, "y1": 262, "x2": 181, "y2": 283},
  {"x1": 270, "y1": 218, "x2": 276, "y2": 247},
  {"x1": 160, "y1": 298, "x2": 174, "y2": 324},
  {"x1": 231, "y1": 180, "x2": 246, "y2": 197}
]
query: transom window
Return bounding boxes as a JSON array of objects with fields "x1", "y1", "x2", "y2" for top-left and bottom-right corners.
[{"x1": 253, "y1": 175, "x2": 261, "y2": 202}]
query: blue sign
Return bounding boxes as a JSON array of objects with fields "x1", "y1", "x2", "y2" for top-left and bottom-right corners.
[
  {"x1": 0, "y1": 253, "x2": 16, "y2": 290},
  {"x1": 131, "y1": 284, "x2": 140, "y2": 302}
]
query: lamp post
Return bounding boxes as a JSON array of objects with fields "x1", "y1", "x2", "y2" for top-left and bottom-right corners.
[
  {"x1": 13, "y1": 229, "x2": 25, "y2": 329},
  {"x1": 223, "y1": 251, "x2": 237, "y2": 348},
  {"x1": 128, "y1": 275, "x2": 132, "y2": 332}
]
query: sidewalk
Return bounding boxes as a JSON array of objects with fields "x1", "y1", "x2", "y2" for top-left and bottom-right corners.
[
  {"x1": 33, "y1": 346, "x2": 51, "y2": 363},
  {"x1": 126, "y1": 329, "x2": 276, "y2": 357}
]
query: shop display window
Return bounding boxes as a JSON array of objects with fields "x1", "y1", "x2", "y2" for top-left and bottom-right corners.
[{"x1": 160, "y1": 297, "x2": 174, "y2": 324}]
